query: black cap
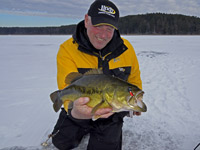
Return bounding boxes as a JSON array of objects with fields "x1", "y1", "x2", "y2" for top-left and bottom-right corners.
[{"x1": 88, "y1": 0, "x2": 119, "y2": 29}]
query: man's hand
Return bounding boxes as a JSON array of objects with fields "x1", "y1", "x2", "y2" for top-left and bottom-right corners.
[
  {"x1": 133, "y1": 112, "x2": 141, "y2": 116},
  {"x1": 71, "y1": 97, "x2": 114, "y2": 120}
]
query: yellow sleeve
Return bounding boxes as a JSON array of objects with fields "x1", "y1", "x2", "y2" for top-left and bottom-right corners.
[
  {"x1": 128, "y1": 51, "x2": 142, "y2": 90},
  {"x1": 57, "y1": 40, "x2": 78, "y2": 111},
  {"x1": 124, "y1": 39, "x2": 142, "y2": 90}
]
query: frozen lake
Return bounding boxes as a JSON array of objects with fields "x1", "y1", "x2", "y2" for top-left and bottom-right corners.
[{"x1": 0, "y1": 35, "x2": 200, "y2": 150}]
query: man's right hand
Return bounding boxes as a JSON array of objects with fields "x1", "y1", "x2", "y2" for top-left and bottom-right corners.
[{"x1": 71, "y1": 97, "x2": 113, "y2": 120}]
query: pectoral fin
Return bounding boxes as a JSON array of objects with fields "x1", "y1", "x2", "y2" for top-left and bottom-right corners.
[
  {"x1": 91, "y1": 99, "x2": 105, "y2": 121},
  {"x1": 92, "y1": 115, "x2": 101, "y2": 121},
  {"x1": 91, "y1": 99, "x2": 105, "y2": 115}
]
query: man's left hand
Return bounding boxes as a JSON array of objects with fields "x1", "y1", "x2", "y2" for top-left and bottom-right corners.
[{"x1": 133, "y1": 112, "x2": 141, "y2": 116}]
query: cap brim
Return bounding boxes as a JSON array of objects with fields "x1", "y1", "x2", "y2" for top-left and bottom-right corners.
[{"x1": 91, "y1": 17, "x2": 118, "y2": 30}]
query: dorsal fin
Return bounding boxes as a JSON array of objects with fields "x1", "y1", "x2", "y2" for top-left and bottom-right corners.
[
  {"x1": 65, "y1": 72, "x2": 83, "y2": 84},
  {"x1": 84, "y1": 69, "x2": 103, "y2": 75}
]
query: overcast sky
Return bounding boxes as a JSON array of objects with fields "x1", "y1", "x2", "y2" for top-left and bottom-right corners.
[{"x1": 0, "y1": 0, "x2": 200, "y2": 27}]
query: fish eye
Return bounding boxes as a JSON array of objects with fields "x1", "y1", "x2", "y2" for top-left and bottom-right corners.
[{"x1": 127, "y1": 87, "x2": 132, "y2": 92}]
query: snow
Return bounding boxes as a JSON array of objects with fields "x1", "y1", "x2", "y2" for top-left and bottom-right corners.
[{"x1": 0, "y1": 35, "x2": 200, "y2": 150}]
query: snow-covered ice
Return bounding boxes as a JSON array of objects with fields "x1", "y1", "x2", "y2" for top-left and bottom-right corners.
[{"x1": 0, "y1": 35, "x2": 200, "y2": 150}]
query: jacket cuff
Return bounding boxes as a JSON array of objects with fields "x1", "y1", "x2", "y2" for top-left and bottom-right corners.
[{"x1": 67, "y1": 108, "x2": 91, "y2": 127}]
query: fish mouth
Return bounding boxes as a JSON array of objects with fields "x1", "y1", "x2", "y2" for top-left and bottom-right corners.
[
  {"x1": 127, "y1": 91, "x2": 147, "y2": 112},
  {"x1": 135, "y1": 91, "x2": 144, "y2": 100}
]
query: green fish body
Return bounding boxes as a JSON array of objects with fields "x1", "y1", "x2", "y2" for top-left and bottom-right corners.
[{"x1": 50, "y1": 69, "x2": 147, "y2": 120}]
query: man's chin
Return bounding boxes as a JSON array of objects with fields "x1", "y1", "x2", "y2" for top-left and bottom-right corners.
[{"x1": 94, "y1": 44, "x2": 107, "y2": 50}]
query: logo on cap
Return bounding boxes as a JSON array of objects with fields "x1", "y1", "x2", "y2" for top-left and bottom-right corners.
[{"x1": 98, "y1": 5, "x2": 116, "y2": 17}]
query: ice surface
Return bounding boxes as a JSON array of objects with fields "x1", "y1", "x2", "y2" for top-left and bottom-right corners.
[{"x1": 0, "y1": 35, "x2": 200, "y2": 150}]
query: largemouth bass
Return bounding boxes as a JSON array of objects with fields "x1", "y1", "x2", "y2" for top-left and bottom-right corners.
[{"x1": 50, "y1": 69, "x2": 147, "y2": 120}]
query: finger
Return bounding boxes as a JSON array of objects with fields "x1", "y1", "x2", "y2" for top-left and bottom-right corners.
[
  {"x1": 100, "y1": 112, "x2": 114, "y2": 119},
  {"x1": 133, "y1": 112, "x2": 141, "y2": 116},
  {"x1": 75, "y1": 97, "x2": 90, "y2": 106},
  {"x1": 95, "y1": 108, "x2": 112, "y2": 116}
]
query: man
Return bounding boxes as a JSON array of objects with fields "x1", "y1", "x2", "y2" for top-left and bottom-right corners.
[{"x1": 52, "y1": 0, "x2": 142, "y2": 149}]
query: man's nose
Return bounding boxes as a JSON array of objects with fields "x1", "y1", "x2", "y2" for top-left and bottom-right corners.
[{"x1": 99, "y1": 30, "x2": 108, "y2": 38}]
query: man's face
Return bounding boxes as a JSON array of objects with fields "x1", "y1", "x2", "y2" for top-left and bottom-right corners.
[{"x1": 85, "y1": 15, "x2": 115, "y2": 50}]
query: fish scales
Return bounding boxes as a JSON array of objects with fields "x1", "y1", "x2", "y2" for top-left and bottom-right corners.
[{"x1": 50, "y1": 69, "x2": 147, "y2": 120}]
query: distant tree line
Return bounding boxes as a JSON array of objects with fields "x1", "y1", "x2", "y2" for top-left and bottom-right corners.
[
  {"x1": 118, "y1": 13, "x2": 200, "y2": 34},
  {"x1": 0, "y1": 25, "x2": 76, "y2": 35},
  {"x1": 0, "y1": 13, "x2": 200, "y2": 35}
]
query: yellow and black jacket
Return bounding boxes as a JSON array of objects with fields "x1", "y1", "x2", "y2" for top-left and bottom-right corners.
[{"x1": 57, "y1": 21, "x2": 142, "y2": 111}]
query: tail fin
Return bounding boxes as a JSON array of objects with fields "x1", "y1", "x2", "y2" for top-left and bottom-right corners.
[{"x1": 50, "y1": 91, "x2": 63, "y2": 112}]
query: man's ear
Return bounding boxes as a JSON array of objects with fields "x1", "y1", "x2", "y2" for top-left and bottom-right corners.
[
  {"x1": 84, "y1": 14, "x2": 89, "y2": 28},
  {"x1": 84, "y1": 14, "x2": 88, "y2": 28}
]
